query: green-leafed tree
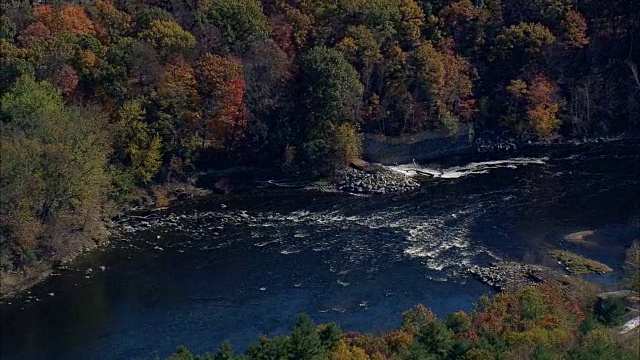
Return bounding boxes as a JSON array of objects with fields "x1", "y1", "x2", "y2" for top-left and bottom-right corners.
[
  {"x1": 196, "y1": 0, "x2": 270, "y2": 53},
  {"x1": 335, "y1": 25, "x2": 382, "y2": 95},
  {"x1": 134, "y1": 7, "x2": 175, "y2": 32},
  {"x1": 290, "y1": 314, "x2": 324, "y2": 360},
  {"x1": 139, "y1": 20, "x2": 195, "y2": 61},
  {"x1": 318, "y1": 323, "x2": 342, "y2": 351},
  {"x1": 99, "y1": 36, "x2": 163, "y2": 102},
  {"x1": 414, "y1": 319, "x2": 453, "y2": 357},
  {"x1": 624, "y1": 240, "x2": 640, "y2": 291},
  {"x1": 494, "y1": 22, "x2": 555, "y2": 73},
  {"x1": 1, "y1": 75, "x2": 110, "y2": 264},
  {"x1": 0, "y1": 15, "x2": 17, "y2": 41},
  {"x1": 242, "y1": 39, "x2": 292, "y2": 163},
  {"x1": 213, "y1": 341, "x2": 236, "y2": 360},
  {"x1": 300, "y1": 46, "x2": 363, "y2": 173},
  {"x1": 113, "y1": 99, "x2": 162, "y2": 183}
]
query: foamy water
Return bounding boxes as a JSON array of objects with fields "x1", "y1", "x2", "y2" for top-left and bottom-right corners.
[
  {"x1": 241, "y1": 200, "x2": 499, "y2": 280},
  {"x1": 385, "y1": 157, "x2": 549, "y2": 179},
  {"x1": 3, "y1": 143, "x2": 640, "y2": 360}
]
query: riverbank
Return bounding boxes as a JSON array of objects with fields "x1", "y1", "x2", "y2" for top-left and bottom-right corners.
[
  {"x1": 0, "y1": 182, "x2": 212, "y2": 299},
  {"x1": 0, "y1": 216, "x2": 111, "y2": 298},
  {"x1": 2, "y1": 138, "x2": 637, "y2": 299},
  {"x1": 2, "y1": 141, "x2": 638, "y2": 359}
]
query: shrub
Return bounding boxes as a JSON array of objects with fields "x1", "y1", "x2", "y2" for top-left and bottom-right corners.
[{"x1": 595, "y1": 298, "x2": 625, "y2": 326}]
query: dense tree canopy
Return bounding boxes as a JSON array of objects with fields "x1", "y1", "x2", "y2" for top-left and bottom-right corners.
[
  {"x1": 1, "y1": 75, "x2": 109, "y2": 262},
  {"x1": 1, "y1": 0, "x2": 639, "y2": 270}
]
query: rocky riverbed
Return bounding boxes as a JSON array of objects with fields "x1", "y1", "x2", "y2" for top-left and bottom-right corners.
[
  {"x1": 334, "y1": 166, "x2": 420, "y2": 194},
  {"x1": 467, "y1": 262, "x2": 564, "y2": 291}
]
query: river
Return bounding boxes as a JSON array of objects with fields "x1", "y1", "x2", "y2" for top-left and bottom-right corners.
[{"x1": 1, "y1": 142, "x2": 639, "y2": 359}]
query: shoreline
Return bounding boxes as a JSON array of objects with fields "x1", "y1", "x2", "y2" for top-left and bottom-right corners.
[
  {"x1": 0, "y1": 219, "x2": 113, "y2": 299},
  {"x1": 2, "y1": 137, "x2": 636, "y2": 299}
]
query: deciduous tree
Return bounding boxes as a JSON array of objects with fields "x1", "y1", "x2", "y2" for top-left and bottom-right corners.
[
  {"x1": 18, "y1": 22, "x2": 51, "y2": 47},
  {"x1": 561, "y1": 9, "x2": 589, "y2": 49},
  {"x1": 139, "y1": 20, "x2": 195, "y2": 61},
  {"x1": 196, "y1": 0, "x2": 270, "y2": 53},
  {"x1": 114, "y1": 100, "x2": 162, "y2": 183},
  {"x1": 50, "y1": 64, "x2": 78, "y2": 97},
  {"x1": 194, "y1": 53, "x2": 246, "y2": 150},
  {"x1": 90, "y1": 0, "x2": 132, "y2": 42},
  {"x1": 33, "y1": 4, "x2": 96, "y2": 37}
]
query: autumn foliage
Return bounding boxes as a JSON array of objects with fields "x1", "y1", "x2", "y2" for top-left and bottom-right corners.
[
  {"x1": 1, "y1": 0, "x2": 639, "y2": 272},
  {"x1": 561, "y1": 9, "x2": 589, "y2": 48},
  {"x1": 195, "y1": 53, "x2": 246, "y2": 149},
  {"x1": 17, "y1": 21, "x2": 51, "y2": 47},
  {"x1": 33, "y1": 4, "x2": 96, "y2": 37},
  {"x1": 50, "y1": 64, "x2": 78, "y2": 96},
  {"x1": 162, "y1": 283, "x2": 638, "y2": 359},
  {"x1": 526, "y1": 74, "x2": 562, "y2": 136}
]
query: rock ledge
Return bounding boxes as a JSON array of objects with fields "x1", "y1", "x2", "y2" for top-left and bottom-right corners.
[{"x1": 334, "y1": 166, "x2": 420, "y2": 194}]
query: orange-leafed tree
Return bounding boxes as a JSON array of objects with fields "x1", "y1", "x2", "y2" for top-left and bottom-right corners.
[
  {"x1": 561, "y1": 9, "x2": 589, "y2": 49},
  {"x1": 281, "y1": 4, "x2": 314, "y2": 52},
  {"x1": 149, "y1": 56, "x2": 201, "y2": 164},
  {"x1": 440, "y1": 49, "x2": 476, "y2": 122},
  {"x1": 526, "y1": 73, "x2": 562, "y2": 137},
  {"x1": 194, "y1": 53, "x2": 247, "y2": 151},
  {"x1": 438, "y1": 0, "x2": 483, "y2": 55},
  {"x1": 33, "y1": 4, "x2": 96, "y2": 37},
  {"x1": 440, "y1": 0, "x2": 480, "y2": 27},
  {"x1": 504, "y1": 74, "x2": 563, "y2": 137}
]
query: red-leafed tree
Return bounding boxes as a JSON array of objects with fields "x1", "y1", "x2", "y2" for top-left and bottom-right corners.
[
  {"x1": 50, "y1": 64, "x2": 78, "y2": 97},
  {"x1": 17, "y1": 21, "x2": 51, "y2": 47},
  {"x1": 194, "y1": 53, "x2": 247, "y2": 150}
]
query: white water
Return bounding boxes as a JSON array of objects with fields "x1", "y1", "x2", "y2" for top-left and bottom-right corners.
[
  {"x1": 620, "y1": 316, "x2": 640, "y2": 334},
  {"x1": 384, "y1": 157, "x2": 549, "y2": 179},
  {"x1": 243, "y1": 200, "x2": 499, "y2": 280}
]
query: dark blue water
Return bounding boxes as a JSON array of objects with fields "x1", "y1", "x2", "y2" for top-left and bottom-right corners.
[{"x1": 1, "y1": 142, "x2": 639, "y2": 360}]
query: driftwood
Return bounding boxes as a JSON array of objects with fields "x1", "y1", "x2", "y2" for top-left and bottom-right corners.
[
  {"x1": 114, "y1": 213, "x2": 160, "y2": 223},
  {"x1": 414, "y1": 169, "x2": 440, "y2": 177},
  {"x1": 264, "y1": 180, "x2": 309, "y2": 188}
]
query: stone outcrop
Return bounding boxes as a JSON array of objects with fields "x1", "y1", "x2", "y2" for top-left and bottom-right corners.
[
  {"x1": 334, "y1": 167, "x2": 420, "y2": 194},
  {"x1": 467, "y1": 262, "x2": 560, "y2": 291}
]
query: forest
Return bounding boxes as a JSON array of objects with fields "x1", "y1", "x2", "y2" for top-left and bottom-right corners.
[
  {"x1": 1, "y1": 1, "x2": 639, "y2": 273},
  {"x1": 160, "y1": 283, "x2": 640, "y2": 360}
]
